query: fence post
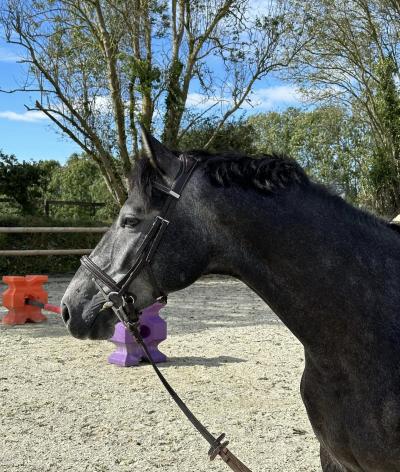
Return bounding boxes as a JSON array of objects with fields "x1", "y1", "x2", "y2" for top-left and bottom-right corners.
[{"x1": 44, "y1": 199, "x2": 50, "y2": 217}]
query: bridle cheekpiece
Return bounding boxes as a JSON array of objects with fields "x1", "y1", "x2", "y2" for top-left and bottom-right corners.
[{"x1": 80, "y1": 154, "x2": 198, "y2": 327}]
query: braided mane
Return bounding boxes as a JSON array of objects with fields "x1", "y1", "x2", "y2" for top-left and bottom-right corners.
[
  {"x1": 134, "y1": 150, "x2": 309, "y2": 198},
  {"x1": 188, "y1": 151, "x2": 309, "y2": 193}
]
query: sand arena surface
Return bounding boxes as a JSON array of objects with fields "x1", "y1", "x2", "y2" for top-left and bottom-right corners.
[{"x1": 0, "y1": 276, "x2": 320, "y2": 471}]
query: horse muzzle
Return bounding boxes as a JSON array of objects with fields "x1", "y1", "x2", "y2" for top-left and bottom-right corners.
[{"x1": 61, "y1": 292, "x2": 119, "y2": 340}]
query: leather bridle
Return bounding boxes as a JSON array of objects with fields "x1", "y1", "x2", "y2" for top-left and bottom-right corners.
[
  {"x1": 79, "y1": 154, "x2": 252, "y2": 472},
  {"x1": 80, "y1": 154, "x2": 198, "y2": 326}
]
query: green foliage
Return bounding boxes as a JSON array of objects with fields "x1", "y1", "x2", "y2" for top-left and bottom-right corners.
[
  {"x1": 248, "y1": 108, "x2": 300, "y2": 155},
  {"x1": 374, "y1": 56, "x2": 400, "y2": 145},
  {"x1": 0, "y1": 153, "x2": 111, "y2": 274},
  {"x1": 368, "y1": 151, "x2": 398, "y2": 214},
  {"x1": 0, "y1": 151, "x2": 51, "y2": 214},
  {"x1": 120, "y1": 54, "x2": 161, "y2": 96},
  {"x1": 0, "y1": 152, "x2": 118, "y2": 221},
  {"x1": 367, "y1": 56, "x2": 400, "y2": 215},
  {"x1": 37, "y1": 160, "x2": 61, "y2": 196},
  {"x1": 248, "y1": 107, "x2": 373, "y2": 206},
  {"x1": 46, "y1": 153, "x2": 118, "y2": 220},
  {"x1": 287, "y1": 0, "x2": 400, "y2": 215},
  {"x1": 180, "y1": 117, "x2": 257, "y2": 155}
]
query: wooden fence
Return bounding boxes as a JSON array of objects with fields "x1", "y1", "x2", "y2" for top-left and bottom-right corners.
[{"x1": 0, "y1": 227, "x2": 109, "y2": 256}]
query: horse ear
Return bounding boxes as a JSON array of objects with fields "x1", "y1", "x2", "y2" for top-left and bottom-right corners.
[{"x1": 140, "y1": 125, "x2": 180, "y2": 178}]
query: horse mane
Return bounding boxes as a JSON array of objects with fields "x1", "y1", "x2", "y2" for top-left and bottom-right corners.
[
  {"x1": 186, "y1": 151, "x2": 395, "y2": 235},
  {"x1": 187, "y1": 150, "x2": 310, "y2": 193},
  {"x1": 133, "y1": 150, "x2": 397, "y2": 234},
  {"x1": 133, "y1": 150, "x2": 309, "y2": 200}
]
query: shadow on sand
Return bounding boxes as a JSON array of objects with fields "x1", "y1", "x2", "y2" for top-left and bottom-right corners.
[{"x1": 142, "y1": 354, "x2": 247, "y2": 368}]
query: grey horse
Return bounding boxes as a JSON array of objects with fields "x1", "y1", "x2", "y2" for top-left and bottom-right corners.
[{"x1": 61, "y1": 132, "x2": 400, "y2": 471}]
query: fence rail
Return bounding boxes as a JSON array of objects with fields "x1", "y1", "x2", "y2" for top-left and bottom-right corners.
[
  {"x1": 0, "y1": 249, "x2": 92, "y2": 256},
  {"x1": 0, "y1": 227, "x2": 109, "y2": 233},
  {"x1": 0, "y1": 226, "x2": 109, "y2": 256}
]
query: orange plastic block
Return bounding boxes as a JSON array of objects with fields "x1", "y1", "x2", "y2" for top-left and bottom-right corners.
[{"x1": 2, "y1": 275, "x2": 48, "y2": 325}]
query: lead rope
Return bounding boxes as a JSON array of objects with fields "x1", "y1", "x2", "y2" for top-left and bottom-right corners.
[{"x1": 97, "y1": 287, "x2": 253, "y2": 472}]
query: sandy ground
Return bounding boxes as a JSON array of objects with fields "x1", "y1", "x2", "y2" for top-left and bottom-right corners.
[{"x1": 0, "y1": 276, "x2": 320, "y2": 472}]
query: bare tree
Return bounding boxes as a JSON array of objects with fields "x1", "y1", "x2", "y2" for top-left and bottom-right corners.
[
  {"x1": 0, "y1": 0, "x2": 305, "y2": 204},
  {"x1": 288, "y1": 0, "x2": 400, "y2": 213}
]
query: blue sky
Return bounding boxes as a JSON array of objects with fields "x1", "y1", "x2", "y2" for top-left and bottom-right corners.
[
  {"x1": 0, "y1": 36, "x2": 302, "y2": 164},
  {"x1": 0, "y1": 40, "x2": 80, "y2": 163}
]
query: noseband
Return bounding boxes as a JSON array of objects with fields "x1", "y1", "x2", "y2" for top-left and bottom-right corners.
[{"x1": 80, "y1": 155, "x2": 198, "y2": 325}]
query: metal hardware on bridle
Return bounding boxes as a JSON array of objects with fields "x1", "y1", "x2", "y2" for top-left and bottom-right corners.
[
  {"x1": 80, "y1": 155, "x2": 252, "y2": 472},
  {"x1": 81, "y1": 155, "x2": 197, "y2": 315}
]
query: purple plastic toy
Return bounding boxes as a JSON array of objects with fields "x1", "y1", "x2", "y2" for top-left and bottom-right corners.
[{"x1": 108, "y1": 302, "x2": 167, "y2": 367}]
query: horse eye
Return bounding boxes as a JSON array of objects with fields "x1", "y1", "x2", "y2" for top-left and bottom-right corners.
[{"x1": 122, "y1": 216, "x2": 140, "y2": 228}]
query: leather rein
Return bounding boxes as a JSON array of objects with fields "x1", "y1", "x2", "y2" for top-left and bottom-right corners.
[{"x1": 80, "y1": 155, "x2": 252, "y2": 472}]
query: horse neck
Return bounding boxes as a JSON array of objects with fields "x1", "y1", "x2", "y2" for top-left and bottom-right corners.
[{"x1": 212, "y1": 184, "x2": 398, "y2": 350}]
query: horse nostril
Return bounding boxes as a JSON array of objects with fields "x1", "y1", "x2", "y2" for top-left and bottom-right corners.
[{"x1": 61, "y1": 303, "x2": 70, "y2": 325}]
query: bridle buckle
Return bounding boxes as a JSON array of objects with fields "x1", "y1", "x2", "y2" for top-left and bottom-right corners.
[
  {"x1": 208, "y1": 433, "x2": 229, "y2": 461},
  {"x1": 101, "y1": 291, "x2": 135, "y2": 310},
  {"x1": 106, "y1": 291, "x2": 125, "y2": 309}
]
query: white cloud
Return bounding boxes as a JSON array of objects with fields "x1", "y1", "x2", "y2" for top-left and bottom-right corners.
[
  {"x1": 247, "y1": 0, "x2": 278, "y2": 20},
  {"x1": 0, "y1": 110, "x2": 49, "y2": 123},
  {"x1": 186, "y1": 85, "x2": 303, "y2": 113},
  {"x1": 0, "y1": 47, "x2": 22, "y2": 63},
  {"x1": 93, "y1": 95, "x2": 112, "y2": 112},
  {"x1": 74, "y1": 95, "x2": 113, "y2": 113},
  {"x1": 246, "y1": 85, "x2": 303, "y2": 110},
  {"x1": 185, "y1": 92, "x2": 225, "y2": 109}
]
